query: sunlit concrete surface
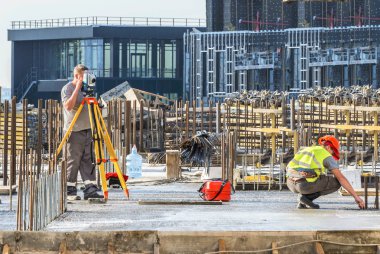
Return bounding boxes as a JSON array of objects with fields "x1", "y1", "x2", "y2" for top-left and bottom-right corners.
[{"x1": 45, "y1": 181, "x2": 380, "y2": 232}]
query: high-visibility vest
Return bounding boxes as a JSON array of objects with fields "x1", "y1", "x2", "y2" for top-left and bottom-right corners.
[{"x1": 287, "y1": 146, "x2": 332, "y2": 182}]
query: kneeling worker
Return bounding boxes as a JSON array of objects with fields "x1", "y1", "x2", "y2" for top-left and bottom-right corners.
[{"x1": 287, "y1": 135, "x2": 365, "y2": 209}]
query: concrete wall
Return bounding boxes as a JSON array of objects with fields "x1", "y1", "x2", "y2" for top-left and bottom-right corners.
[{"x1": 1, "y1": 230, "x2": 380, "y2": 253}]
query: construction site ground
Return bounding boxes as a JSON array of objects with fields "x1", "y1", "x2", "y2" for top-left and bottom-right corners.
[
  {"x1": 1, "y1": 165, "x2": 380, "y2": 232},
  {"x1": 2, "y1": 165, "x2": 380, "y2": 253}
]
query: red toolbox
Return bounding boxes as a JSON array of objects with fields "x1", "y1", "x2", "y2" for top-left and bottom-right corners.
[{"x1": 198, "y1": 179, "x2": 232, "y2": 202}]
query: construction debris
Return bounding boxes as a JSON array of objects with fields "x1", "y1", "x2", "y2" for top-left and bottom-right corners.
[
  {"x1": 147, "y1": 152, "x2": 166, "y2": 165},
  {"x1": 125, "y1": 88, "x2": 174, "y2": 109},
  {"x1": 225, "y1": 90, "x2": 286, "y2": 107},
  {"x1": 180, "y1": 131, "x2": 219, "y2": 167},
  {"x1": 100, "y1": 81, "x2": 131, "y2": 105}
]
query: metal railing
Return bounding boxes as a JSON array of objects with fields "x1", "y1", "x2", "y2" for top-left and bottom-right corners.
[
  {"x1": 16, "y1": 67, "x2": 38, "y2": 101},
  {"x1": 11, "y1": 16, "x2": 206, "y2": 29}
]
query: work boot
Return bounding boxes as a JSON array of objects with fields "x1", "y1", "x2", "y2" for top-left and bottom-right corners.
[
  {"x1": 305, "y1": 192, "x2": 321, "y2": 202},
  {"x1": 298, "y1": 195, "x2": 320, "y2": 209},
  {"x1": 67, "y1": 186, "x2": 77, "y2": 195},
  {"x1": 83, "y1": 184, "x2": 104, "y2": 200},
  {"x1": 84, "y1": 191, "x2": 104, "y2": 200},
  {"x1": 297, "y1": 202, "x2": 307, "y2": 209},
  {"x1": 67, "y1": 186, "x2": 81, "y2": 201}
]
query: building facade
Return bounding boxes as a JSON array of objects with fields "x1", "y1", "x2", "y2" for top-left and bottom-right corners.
[
  {"x1": 185, "y1": 0, "x2": 380, "y2": 105},
  {"x1": 207, "y1": 0, "x2": 380, "y2": 31},
  {"x1": 8, "y1": 17, "x2": 206, "y2": 104}
]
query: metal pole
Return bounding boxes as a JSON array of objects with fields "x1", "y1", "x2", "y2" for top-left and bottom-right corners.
[
  {"x1": 364, "y1": 176, "x2": 368, "y2": 210},
  {"x1": 37, "y1": 99, "x2": 43, "y2": 176},
  {"x1": 376, "y1": 176, "x2": 379, "y2": 210},
  {"x1": 139, "y1": 100, "x2": 144, "y2": 152}
]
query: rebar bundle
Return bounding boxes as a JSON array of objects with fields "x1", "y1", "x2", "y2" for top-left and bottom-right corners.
[
  {"x1": 298, "y1": 85, "x2": 380, "y2": 105},
  {"x1": 147, "y1": 152, "x2": 166, "y2": 165},
  {"x1": 224, "y1": 90, "x2": 287, "y2": 107},
  {"x1": 180, "y1": 131, "x2": 219, "y2": 167}
]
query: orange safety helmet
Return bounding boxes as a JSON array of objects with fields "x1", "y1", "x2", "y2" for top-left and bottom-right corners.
[{"x1": 318, "y1": 135, "x2": 340, "y2": 161}]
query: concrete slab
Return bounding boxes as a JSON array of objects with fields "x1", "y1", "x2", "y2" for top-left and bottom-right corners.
[
  {"x1": 44, "y1": 181, "x2": 380, "y2": 232},
  {"x1": 2, "y1": 174, "x2": 380, "y2": 253}
]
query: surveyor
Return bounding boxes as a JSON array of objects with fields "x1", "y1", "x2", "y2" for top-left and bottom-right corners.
[
  {"x1": 286, "y1": 135, "x2": 365, "y2": 209},
  {"x1": 61, "y1": 64, "x2": 104, "y2": 201}
]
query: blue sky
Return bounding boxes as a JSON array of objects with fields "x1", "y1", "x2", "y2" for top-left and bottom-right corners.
[{"x1": 0, "y1": 0, "x2": 206, "y2": 88}]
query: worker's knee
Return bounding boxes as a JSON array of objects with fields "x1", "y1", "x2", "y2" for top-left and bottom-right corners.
[{"x1": 286, "y1": 178, "x2": 299, "y2": 194}]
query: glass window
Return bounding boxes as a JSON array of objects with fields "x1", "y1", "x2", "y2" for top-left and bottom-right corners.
[
  {"x1": 31, "y1": 38, "x2": 103, "y2": 80},
  {"x1": 164, "y1": 41, "x2": 176, "y2": 78},
  {"x1": 104, "y1": 41, "x2": 111, "y2": 77},
  {"x1": 30, "y1": 37, "x2": 180, "y2": 83},
  {"x1": 157, "y1": 43, "x2": 161, "y2": 77},
  {"x1": 114, "y1": 39, "x2": 178, "y2": 79},
  {"x1": 130, "y1": 43, "x2": 147, "y2": 78},
  {"x1": 148, "y1": 43, "x2": 153, "y2": 77},
  {"x1": 119, "y1": 42, "x2": 123, "y2": 77}
]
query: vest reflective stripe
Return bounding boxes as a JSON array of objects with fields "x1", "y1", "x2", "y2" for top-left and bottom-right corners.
[
  {"x1": 289, "y1": 158, "x2": 310, "y2": 168},
  {"x1": 287, "y1": 146, "x2": 332, "y2": 182}
]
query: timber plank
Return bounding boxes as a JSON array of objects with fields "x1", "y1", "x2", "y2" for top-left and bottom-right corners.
[{"x1": 138, "y1": 200, "x2": 223, "y2": 205}]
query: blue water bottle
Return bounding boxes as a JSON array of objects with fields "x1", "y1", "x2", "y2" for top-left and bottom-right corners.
[{"x1": 126, "y1": 145, "x2": 142, "y2": 178}]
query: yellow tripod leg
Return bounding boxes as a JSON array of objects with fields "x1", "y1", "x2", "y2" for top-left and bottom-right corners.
[
  {"x1": 55, "y1": 103, "x2": 84, "y2": 158},
  {"x1": 94, "y1": 104, "x2": 129, "y2": 198},
  {"x1": 87, "y1": 102, "x2": 109, "y2": 200},
  {"x1": 95, "y1": 134, "x2": 108, "y2": 200}
]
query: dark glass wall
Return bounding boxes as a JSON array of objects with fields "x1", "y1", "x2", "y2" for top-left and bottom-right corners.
[
  {"x1": 117, "y1": 40, "x2": 177, "y2": 79},
  {"x1": 33, "y1": 39, "x2": 104, "y2": 79},
  {"x1": 32, "y1": 38, "x2": 178, "y2": 80}
]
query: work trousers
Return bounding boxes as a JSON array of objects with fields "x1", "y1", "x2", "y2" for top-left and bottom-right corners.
[
  {"x1": 287, "y1": 175, "x2": 341, "y2": 196},
  {"x1": 64, "y1": 129, "x2": 97, "y2": 194}
]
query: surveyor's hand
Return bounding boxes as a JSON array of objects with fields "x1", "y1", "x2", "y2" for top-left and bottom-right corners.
[
  {"x1": 355, "y1": 196, "x2": 365, "y2": 209},
  {"x1": 75, "y1": 76, "x2": 83, "y2": 90}
]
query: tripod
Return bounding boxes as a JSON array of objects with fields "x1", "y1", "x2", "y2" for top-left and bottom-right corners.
[{"x1": 55, "y1": 97, "x2": 129, "y2": 200}]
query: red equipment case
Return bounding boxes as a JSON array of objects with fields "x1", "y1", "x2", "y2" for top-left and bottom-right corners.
[{"x1": 198, "y1": 179, "x2": 232, "y2": 202}]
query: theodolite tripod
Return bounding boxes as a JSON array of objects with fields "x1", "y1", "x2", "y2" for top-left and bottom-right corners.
[{"x1": 55, "y1": 97, "x2": 129, "y2": 200}]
